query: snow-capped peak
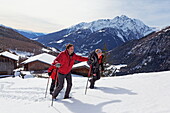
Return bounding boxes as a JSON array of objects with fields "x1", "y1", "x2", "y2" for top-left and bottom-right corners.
[{"x1": 68, "y1": 15, "x2": 154, "y2": 36}]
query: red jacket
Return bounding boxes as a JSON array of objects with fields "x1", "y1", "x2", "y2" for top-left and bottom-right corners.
[
  {"x1": 48, "y1": 65, "x2": 58, "y2": 80},
  {"x1": 53, "y1": 50, "x2": 88, "y2": 74}
]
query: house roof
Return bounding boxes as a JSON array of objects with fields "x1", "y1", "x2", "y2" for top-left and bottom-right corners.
[
  {"x1": 0, "y1": 51, "x2": 19, "y2": 61},
  {"x1": 72, "y1": 61, "x2": 90, "y2": 69},
  {"x1": 22, "y1": 53, "x2": 56, "y2": 65}
]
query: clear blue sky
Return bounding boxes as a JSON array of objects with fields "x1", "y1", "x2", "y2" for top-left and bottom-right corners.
[{"x1": 0, "y1": 0, "x2": 170, "y2": 33}]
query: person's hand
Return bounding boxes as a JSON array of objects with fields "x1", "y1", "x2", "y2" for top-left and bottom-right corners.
[
  {"x1": 48, "y1": 72, "x2": 51, "y2": 76},
  {"x1": 56, "y1": 63, "x2": 61, "y2": 68},
  {"x1": 93, "y1": 74, "x2": 96, "y2": 76}
]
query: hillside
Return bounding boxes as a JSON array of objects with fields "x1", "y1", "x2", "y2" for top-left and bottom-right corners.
[
  {"x1": 109, "y1": 26, "x2": 170, "y2": 75},
  {"x1": 0, "y1": 25, "x2": 48, "y2": 55}
]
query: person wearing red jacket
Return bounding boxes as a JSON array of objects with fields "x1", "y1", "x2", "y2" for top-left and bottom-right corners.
[
  {"x1": 48, "y1": 63, "x2": 59, "y2": 95},
  {"x1": 52, "y1": 44, "x2": 88, "y2": 99}
]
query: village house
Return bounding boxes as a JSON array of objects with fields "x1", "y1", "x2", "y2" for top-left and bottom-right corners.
[
  {"x1": 22, "y1": 53, "x2": 56, "y2": 72},
  {"x1": 0, "y1": 51, "x2": 19, "y2": 75},
  {"x1": 72, "y1": 61, "x2": 90, "y2": 77}
]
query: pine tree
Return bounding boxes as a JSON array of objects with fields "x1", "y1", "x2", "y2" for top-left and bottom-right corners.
[{"x1": 101, "y1": 43, "x2": 110, "y2": 76}]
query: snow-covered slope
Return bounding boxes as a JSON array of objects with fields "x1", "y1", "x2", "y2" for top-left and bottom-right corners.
[{"x1": 0, "y1": 71, "x2": 170, "y2": 113}]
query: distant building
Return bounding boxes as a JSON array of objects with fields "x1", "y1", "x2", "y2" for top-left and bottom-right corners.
[
  {"x1": 72, "y1": 61, "x2": 90, "y2": 77},
  {"x1": 22, "y1": 53, "x2": 56, "y2": 71},
  {"x1": 0, "y1": 51, "x2": 19, "y2": 75}
]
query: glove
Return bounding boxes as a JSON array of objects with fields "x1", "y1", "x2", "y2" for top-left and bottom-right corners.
[
  {"x1": 48, "y1": 72, "x2": 52, "y2": 76},
  {"x1": 56, "y1": 63, "x2": 61, "y2": 68}
]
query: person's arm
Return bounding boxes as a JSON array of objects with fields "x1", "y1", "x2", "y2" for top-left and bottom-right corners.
[
  {"x1": 100, "y1": 63, "x2": 104, "y2": 71},
  {"x1": 48, "y1": 65, "x2": 54, "y2": 76},
  {"x1": 87, "y1": 53, "x2": 98, "y2": 74},
  {"x1": 87, "y1": 53, "x2": 95, "y2": 65},
  {"x1": 74, "y1": 54, "x2": 88, "y2": 62},
  {"x1": 53, "y1": 52, "x2": 63, "y2": 65},
  {"x1": 100, "y1": 55, "x2": 104, "y2": 71}
]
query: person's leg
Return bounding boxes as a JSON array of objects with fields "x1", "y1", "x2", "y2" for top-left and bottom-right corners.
[
  {"x1": 89, "y1": 78, "x2": 95, "y2": 89},
  {"x1": 90, "y1": 69, "x2": 100, "y2": 89},
  {"x1": 64, "y1": 72, "x2": 72, "y2": 98},
  {"x1": 96, "y1": 70, "x2": 101, "y2": 80},
  {"x1": 50, "y1": 79, "x2": 55, "y2": 94},
  {"x1": 53, "y1": 73, "x2": 65, "y2": 98}
]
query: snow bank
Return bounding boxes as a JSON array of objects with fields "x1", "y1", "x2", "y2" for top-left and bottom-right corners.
[{"x1": 0, "y1": 71, "x2": 170, "y2": 113}]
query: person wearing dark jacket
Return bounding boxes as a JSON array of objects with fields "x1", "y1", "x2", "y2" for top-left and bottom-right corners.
[
  {"x1": 52, "y1": 44, "x2": 88, "y2": 99},
  {"x1": 87, "y1": 49, "x2": 104, "y2": 89}
]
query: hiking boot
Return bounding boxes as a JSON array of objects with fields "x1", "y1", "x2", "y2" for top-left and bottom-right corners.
[
  {"x1": 89, "y1": 85, "x2": 94, "y2": 89},
  {"x1": 50, "y1": 91, "x2": 53, "y2": 95},
  {"x1": 64, "y1": 96, "x2": 72, "y2": 99},
  {"x1": 52, "y1": 93, "x2": 56, "y2": 100}
]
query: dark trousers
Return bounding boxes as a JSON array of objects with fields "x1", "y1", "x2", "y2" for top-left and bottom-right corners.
[
  {"x1": 50, "y1": 79, "x2": 57, "y2": 93},
  {"x1": 90, "y1": 70, "x2": 100, "y2": 88},
  {"x1": 53, "y1": 72, "x2": 72, "y2": 98}
]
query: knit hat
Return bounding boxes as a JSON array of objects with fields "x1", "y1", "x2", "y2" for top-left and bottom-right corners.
[{"x1": 95, "y1": 49, "x2": 102, "y2": 54}]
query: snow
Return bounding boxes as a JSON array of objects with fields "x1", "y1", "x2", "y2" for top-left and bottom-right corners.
[
  {"x1": 49, "y1": 47, "x2": 60, "y2": 53},
  {"x1": 56, "y1": 39, "x2": 65, "y2": 43},
  {"x1": 42, "y1": 48, "x2": 51, "y2": 52},
  {"x1": 9, "y1": 49, "x2": 34, "y2": 57},
  {"x1": 163, "y1": 28, "x2": 170, "y2": 32},
  {"x1": 69, "y1": 15, "x2": 155, "y2": 35},
  {"x1": 117, "y1": 32, "x2": 125, "y2": 42},
  {"x1": 22, "y1": 53, "x2": 56, "y2": 65},
  {"x1": 32, "y1": 38, "x2": 38, "y2": 40},
  {"x1": 0, "y1": 71, "x2": 170, "y2": 113},
  {"x1": 0, "y1": 75, "x2": 13, "y2": 78},
  {"x1": 98, "y1": 29, "x2": 106, "y2": 33},
  {"x1": 92, "y1": 39, "x2": 102, "y2": 45},
  {"x1": 63, "y1": 33, "x2": 72, "y2": 37},
  {"x1": 114, "y1": 64, "x2": 127, "y2": 70},
  {"x1": 0, "y1": 51, "x2": 19, "y2": 61},
  {"x1": 72, "y1": 61, "x2": 89, "y2": 68},
  {"x1": 105, "y1": 64, "x2": 127, "y2": 75},
  {"x1": 20, "y1": 71, "x2": 34, "y2": 78},
  {"x1": 75, "y1": 52, "x2": 83, "y2": 56}
]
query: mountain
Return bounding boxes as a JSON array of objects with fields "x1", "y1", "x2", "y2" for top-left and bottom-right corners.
[
  {"x1": 15, "y1": 29, "x2": 46, "y2": 39},
  {"x1": 108, "y1": 26, "x2": 170, "y2": 75},
  {"x1": 35, "y1": 15, "x2": 155, "y2": 55},
  {"x1": 0, "y1": 24, "x2": 46, "y2": 39},
  {"x1": 0, "y1": 25, "x2": 56, "y2": 56}
]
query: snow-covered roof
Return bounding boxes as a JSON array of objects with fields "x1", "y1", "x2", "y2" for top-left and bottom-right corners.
[
  {"x1": 0, "y1": 51, "x2": 19, "y2": 61},
  {"x1": 106, "y1": 64, "x2": 127, "y2": 70},
  {"x1": 73, "y1": 61, "x2": 90, "y2": 69},
  {"x1": 22, "y1": 53, "x2": 56, "y2": 65}
]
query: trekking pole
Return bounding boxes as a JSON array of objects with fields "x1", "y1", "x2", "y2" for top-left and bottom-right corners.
[
  {"x1": 45, "y1": 76, "x2": 50, "y2": 98},
  {"x1": 85, "y1": 65, "x2": 92, "y2": 95},
  {"x1": 51, "y1": 68, "x2": 58, "y2": 106}
]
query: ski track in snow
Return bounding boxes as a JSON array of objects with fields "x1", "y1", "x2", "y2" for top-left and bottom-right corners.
[{"x1": 0, "y1": 81, "x2": 45, "y2": 102}]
